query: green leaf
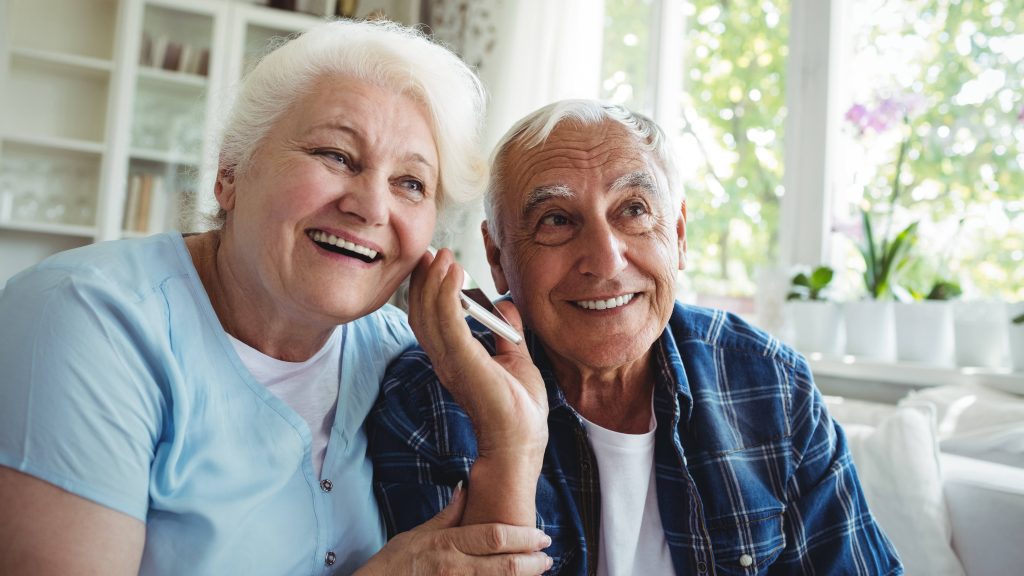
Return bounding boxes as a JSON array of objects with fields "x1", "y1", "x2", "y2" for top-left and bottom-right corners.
[
  {"x1": 926, "y1": 280, "x2": 962, "y2": 301},
  {"x1": 1014, "y1": 312, "x2": 1024, "y2": 325}
]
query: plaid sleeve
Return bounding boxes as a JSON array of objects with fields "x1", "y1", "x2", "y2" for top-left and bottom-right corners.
[
  {"x1": 773, "y1": 361, "x2": 904, "y2": 575},
  {"x1": 368, "y1": 346, "x2": 478, "y2": 537}
]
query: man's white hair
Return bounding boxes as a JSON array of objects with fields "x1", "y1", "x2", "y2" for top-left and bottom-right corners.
[{"x1": 484, "y1": 99, "x2": 682, "y2": 243}]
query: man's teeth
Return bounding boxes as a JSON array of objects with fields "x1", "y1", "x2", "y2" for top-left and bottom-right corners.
[
  {"x1": 575, "y1": 294, "x2": 635, "y2": 310},
  {"x1": 309, "y1": 230, "x2": 378, "y2": 260}
]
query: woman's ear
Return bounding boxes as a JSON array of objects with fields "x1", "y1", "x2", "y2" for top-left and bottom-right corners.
[
  {"x1": 677, "y1": 199, "x2": 687, "y2": 270},
  {"x1": 214, "y1": 167, "x2": 237, "y2": 211},
  {"x1": 481, "y1": 221, "x2": 509, "y2": 294}
]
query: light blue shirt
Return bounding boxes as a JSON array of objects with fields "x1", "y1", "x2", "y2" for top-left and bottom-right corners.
[{"x1": 0, "y1": 232, "x2": 416, "y2": 575}]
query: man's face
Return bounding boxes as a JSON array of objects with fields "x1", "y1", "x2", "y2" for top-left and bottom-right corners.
[{"x1": 485, "y1": 120, "x2": 686, "y2": 373}]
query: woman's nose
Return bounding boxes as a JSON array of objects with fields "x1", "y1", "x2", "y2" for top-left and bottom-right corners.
[
  {"x1": 337, "y1": 172, "x2": 389, "y2": 226},
  {"x1": 577, "y1": 221, "x2": 627, "y2": 279}
]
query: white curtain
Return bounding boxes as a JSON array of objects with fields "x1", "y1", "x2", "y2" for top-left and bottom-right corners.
[{"x1": 428, "y1": 0, "x2": 605, "y2": 292}]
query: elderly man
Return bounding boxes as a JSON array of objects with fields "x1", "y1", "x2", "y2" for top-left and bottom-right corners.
[{"x1": 370, "y1": 100, "x2": 902, "y2": 575}]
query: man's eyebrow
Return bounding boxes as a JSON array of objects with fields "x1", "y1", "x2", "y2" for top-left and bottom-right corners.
[
  {"x1": 522, "y1": 184, "x2": 575, "y2": 216},
  {"x1": 610, "y1": 171, "x2": 658, "y2": 196}
]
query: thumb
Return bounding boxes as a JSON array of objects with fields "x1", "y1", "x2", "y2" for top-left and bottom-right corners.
[{"x1": 412, "y1": 482, "x2": 466, "y2": 532}]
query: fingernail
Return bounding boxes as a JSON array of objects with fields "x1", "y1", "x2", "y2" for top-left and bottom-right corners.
[
  {"x1": 546, "y1": 554, "x2": 553, "y2": 568},
  {"x1": 539, "y1": 531, "x2": 551, "y2": 547},
  {"x1": 451, "y1": 480, "x2": 464, "y2": 502}
]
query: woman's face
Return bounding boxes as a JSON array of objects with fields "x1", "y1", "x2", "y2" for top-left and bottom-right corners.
[{"x1": 216, "y1": 75, "x2": 439, "y2": 326}]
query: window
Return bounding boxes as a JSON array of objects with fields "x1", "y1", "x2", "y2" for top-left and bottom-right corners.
[
  {"x1": 602, "y1": 0, "x2": 790, "y2": 313},
  {"x1": 601, "y1": 0, "x2": 1022, "y2": 317},
  {"x1": 831, "y1": 0, "x2": 1023, "y2": 301}
]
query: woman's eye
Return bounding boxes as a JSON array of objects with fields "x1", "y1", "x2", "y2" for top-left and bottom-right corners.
[{"x1": 314, "y1": 149, "x2": 350, "y2": 167}]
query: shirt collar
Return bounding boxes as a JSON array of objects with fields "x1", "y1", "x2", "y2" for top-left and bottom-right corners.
[{"x1": 525, "y1": 320, "x2": 695, "y2": 427}]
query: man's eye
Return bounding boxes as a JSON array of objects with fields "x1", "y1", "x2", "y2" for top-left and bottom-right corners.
[
  {"x1": 539, "y1": 213, "x2": 571, "y2": 226},
  {"x1": 624, "y1": 202, "x2": 649, "y2": 217}
]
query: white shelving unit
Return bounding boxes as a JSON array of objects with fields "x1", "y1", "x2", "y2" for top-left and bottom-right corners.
[{"x1": 0, "y1": 0, "x2": 419, "y2": 285}]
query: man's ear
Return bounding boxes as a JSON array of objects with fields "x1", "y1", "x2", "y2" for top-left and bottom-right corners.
[
  {"x1": 676, "y1": 199, "x2": 688, "y2": 271},
  {"x1": 214, "y1": 166, "x2": 237, "y2": 212},
  {"x1": 481, "y1": 221, "x2": 510, "y2": 294}
]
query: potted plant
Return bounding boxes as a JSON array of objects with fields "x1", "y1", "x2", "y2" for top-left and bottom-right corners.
[
  {"x1": 842, "y1": 95, "x2": 921, "y2": 361},
  {"x1": 785, "y1": 266, "x2": 842, "y2": 356},
  {"x1": 894, "y1": 277, "x2": 960, "y2": 367}
]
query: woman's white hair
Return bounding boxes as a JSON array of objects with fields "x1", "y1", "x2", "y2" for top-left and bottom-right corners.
[
  {"x1": 216, "y1": 19, "x2": 487, "y2": 238},
  {"x1": 484, "y1": 99, "x2": 682, "y2": 243}
]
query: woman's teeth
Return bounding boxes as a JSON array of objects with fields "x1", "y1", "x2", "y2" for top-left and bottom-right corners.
[
  {"x1": 308, "y1": 230, "x2": 379, "y2": 262},
  {"x1": 575, "y1": 293, "x2": 635, "y2": 310}
]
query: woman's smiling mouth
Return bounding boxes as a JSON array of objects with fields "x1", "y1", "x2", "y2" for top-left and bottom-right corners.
[{"x1": 307, "y1": 230, "x2": 380, "y2": 263}]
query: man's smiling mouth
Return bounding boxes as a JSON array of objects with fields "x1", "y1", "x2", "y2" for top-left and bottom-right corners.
[
  {"x1": 574, "y1": 293, "x2": 636, "y2": 310},
  {"x1": 307, "y1": 230, "x2": 380, "y2": 263}
]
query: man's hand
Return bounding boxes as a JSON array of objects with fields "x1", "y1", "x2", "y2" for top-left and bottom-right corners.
[
  {"x1": 407, "y1": 248, "x2": 549, "y2": 526},
  {"x1": 357, "y1": 485, "x2": 552, "y2": 575}
]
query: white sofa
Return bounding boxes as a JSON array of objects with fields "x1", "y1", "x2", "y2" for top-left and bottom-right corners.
[{"x1": 825, "y1": 387, "x2": 1024, "y2": 576}]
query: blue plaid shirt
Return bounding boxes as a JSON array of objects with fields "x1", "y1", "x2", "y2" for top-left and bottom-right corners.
[{"x1": 370, "y1": 303, "x2": 902, "y2": 575}]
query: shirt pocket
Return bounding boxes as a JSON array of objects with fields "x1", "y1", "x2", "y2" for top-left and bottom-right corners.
[{"x1": 707, "y1": 509, "x2": 786, "y2": 575}]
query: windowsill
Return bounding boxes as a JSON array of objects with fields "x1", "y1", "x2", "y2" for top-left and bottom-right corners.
[{"x1": 806, "y1": 353, "x2": 1024, "y2": 396}]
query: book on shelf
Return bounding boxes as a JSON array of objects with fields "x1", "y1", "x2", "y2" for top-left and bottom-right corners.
[
  {"x1": 162, "y1": 41, "x2": 183, "y2": 72},
  {"x1": 123, "y1": 173, "x2": 168, "y2": 234},
  {"x1": 122, "y1": 173, "x2": 142, "y2": 232},
  {"x1": 150, "y1": 34, "x2": 169, "y2": 71}
]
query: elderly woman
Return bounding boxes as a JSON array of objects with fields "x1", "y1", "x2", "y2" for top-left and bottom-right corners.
[{"x1": 0, "y1": 20, "x2": 551, "y2": 576}]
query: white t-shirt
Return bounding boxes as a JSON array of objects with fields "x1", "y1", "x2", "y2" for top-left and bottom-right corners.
[
  {"x1": 230, "y1": 326, "x2": 344, "y2": 479},
  {"x1": 582, "y1": 410, "x2": 675, "y2": 576}
]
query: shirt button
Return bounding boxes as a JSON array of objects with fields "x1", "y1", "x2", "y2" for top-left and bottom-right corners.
[
  {"x1": 320, "y1": 479, "x2": 333, "y2": 492},
  {"x1": 696, "y1": 561, "x2": 707, "y2": 573},
  {"x1": 739, "y1": 553, "x2": 753, "y2": 567},
  {"x1": 325, "y1": 551, "x2": 336, "y2": 566}
]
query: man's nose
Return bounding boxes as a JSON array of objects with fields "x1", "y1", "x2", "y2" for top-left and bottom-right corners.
[
  {"x1": 337, "y1": 172, "x2": 389, "y2": 226},
  {"x1": 576, "y1": 220, "x2": 627, "y2": 278}
]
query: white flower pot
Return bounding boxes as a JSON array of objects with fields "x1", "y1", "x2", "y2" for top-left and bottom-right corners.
[
  {"x1": 1008, "y1": 302, "x2": 1024, "y2": 372},
  {"x1": 894, "y1": 301, "x2": 954, "y2": 367},
  {"x1": 953, "y1": 300, "x2": 1009, "y2": 369},
  {"x1": 785, "y1": 300, "x2": 843, "y2": 356},
  {"x1": 843, "y1": 300, "x2": 896, "y2": 361}
]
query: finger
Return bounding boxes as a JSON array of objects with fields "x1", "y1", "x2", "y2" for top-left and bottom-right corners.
[
  {"x1": 412, "y1": 483, "x2": 466, "y2": 532},
  {"x1": 407, "y1": 252, "x2": 436, "y2": 337},
  {"x1": 446, "y1": 523, "x2": 551, "y2": 556},
  {"x1": 473, "y1": 551, "x2": 552, "y2": 576}
]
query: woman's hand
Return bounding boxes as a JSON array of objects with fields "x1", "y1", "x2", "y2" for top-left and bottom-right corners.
[
  {"x1": 406, "y1": 249, "x2": 549, "y2": 526},
  {"x1": 356, "y1": 485, "x2": 552, "y2": 575}
]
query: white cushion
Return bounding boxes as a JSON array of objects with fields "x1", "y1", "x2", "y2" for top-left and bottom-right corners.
[
  {"x1": 941, "y1": 453, "x2": 1024, "y2": 576},
  {"x1": 904, "y1": 383, "x2": 1024, "y2": 468},
  {"x1": 828, "y1": 399, "x2": 966, "y2": 576}
]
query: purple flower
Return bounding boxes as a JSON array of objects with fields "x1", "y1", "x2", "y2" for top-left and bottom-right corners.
[{"x1": 1018, "y1": 105, "x2": 1024, "y2": 123}]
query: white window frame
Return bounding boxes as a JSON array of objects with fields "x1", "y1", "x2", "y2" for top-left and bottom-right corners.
[{"x1": 646, "y1": 0, "x2": 847, "y2": 274}]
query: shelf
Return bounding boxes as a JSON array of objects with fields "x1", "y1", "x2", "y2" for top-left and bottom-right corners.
[
  {"x1": 1, "y1": 133, "x2": 106, "y2": 155},
  {"x1": 806, "y1": 354, "x2": 1024, "y2": 395},
  {"x1": 10, "y1": 47, "x2": 114, "y2": 75},
  {"x1": 0, "y1": 220, "x2": 97, "y2": 238},
  {"x1": 137, "y1": 65, "x2": 208, "y2": 89},
  {"x1": 130, "y1": 147, "x2": 200, "y2": 166}
]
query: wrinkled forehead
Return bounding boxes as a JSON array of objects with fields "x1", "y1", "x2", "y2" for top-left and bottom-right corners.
[{"x1": 499, "y1": 120, "x2": 669, "y2": 211}]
